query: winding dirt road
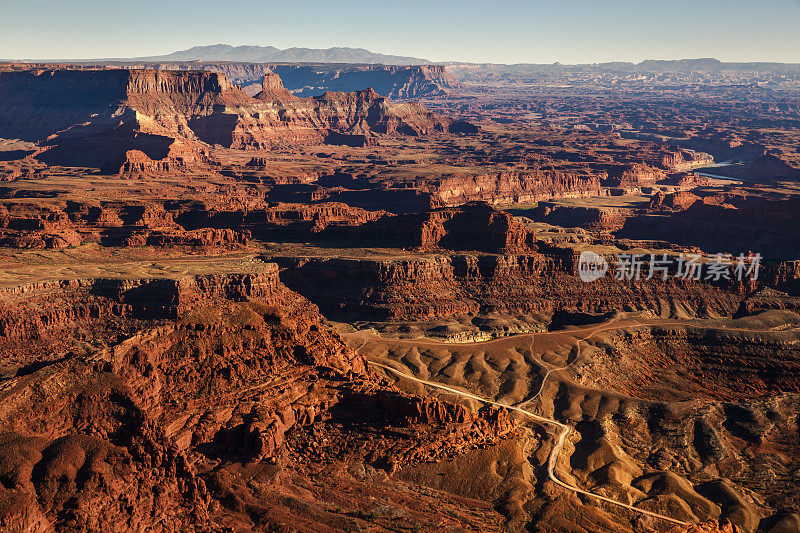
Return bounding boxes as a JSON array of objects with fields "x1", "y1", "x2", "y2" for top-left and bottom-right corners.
[{"x1": 367, "y1": 360, "x2": 691, "y2": 528}]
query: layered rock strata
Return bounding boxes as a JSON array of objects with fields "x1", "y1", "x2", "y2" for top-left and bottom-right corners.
[
  {"x1": 0, "y1": 267, "x2": 516, "y2": 530},
  {"x1": 0, "y1": 67, "x2": 471, "y2": 170},
  {"x1": 276, "y1": 251, "x2": 745, "y2": 323}
]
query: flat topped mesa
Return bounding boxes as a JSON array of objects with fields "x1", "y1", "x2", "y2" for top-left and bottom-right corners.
[
  {"x1": 122, "y1": 69, "x2": 253, "y2": 114},
  {"x1": 124, "y1": 69, "x2": 236, "y2": 94}
]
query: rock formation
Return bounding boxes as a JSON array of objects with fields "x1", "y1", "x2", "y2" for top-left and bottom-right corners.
[
  {"x1": 275, "y1": 249, "x2": 745, "y2": 324},
  {"x1": 0, "y1": 265, "x2": 520, "y2": 530},
  {"x1": 251, "y1": 75, "x2": 461, "y2": 146},
  {"x1": 343, "y1": 201, "x2": 536, "y2": 252},
  {"x1": 91, "y1": 61, "x2": 462, "y2": 100},
  {"x1": 626, "y1": 188, "x2": 800, "y2": 260},
  {"x1": 0, "y1": 67, "x2": 471, "y2": 171},
  {"x1": 414, "y1": 169, "x2": 602, "y2": 206}
]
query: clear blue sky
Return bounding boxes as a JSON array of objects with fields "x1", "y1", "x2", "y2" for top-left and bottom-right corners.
[{"x1": 1, "y1": 0, "x2": 799, "y2": 64}]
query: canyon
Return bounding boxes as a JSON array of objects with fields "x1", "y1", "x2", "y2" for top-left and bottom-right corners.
[{"x1": 0, "y1": 59, "x2": 798, "y2": 532}]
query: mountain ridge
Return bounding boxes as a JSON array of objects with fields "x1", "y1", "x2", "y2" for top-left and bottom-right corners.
[
  {"x1": 121, "y1": 44, "x2": 431, "y2": 65},
  {"x1": 8, "y1": 47, "x2": 800, "y2": 72}
]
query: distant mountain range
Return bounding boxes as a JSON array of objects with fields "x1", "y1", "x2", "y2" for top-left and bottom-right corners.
[
  {"x1": 10, "y1": 46, "x2": 799, "y2": 72},
  {"x1": 115, "y1": 44, "x2": 430, "y2": 66}
]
